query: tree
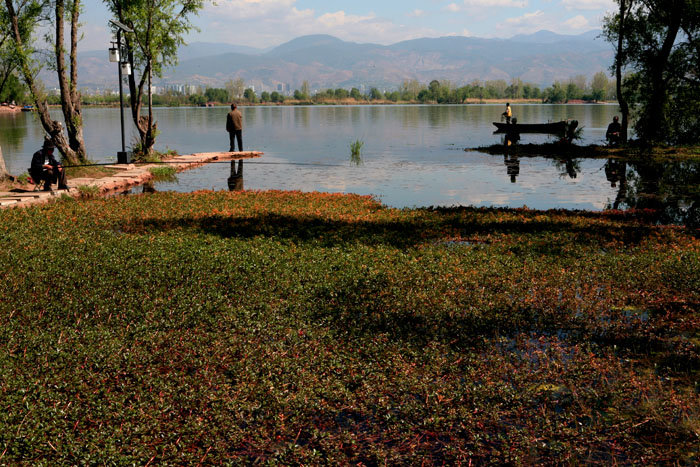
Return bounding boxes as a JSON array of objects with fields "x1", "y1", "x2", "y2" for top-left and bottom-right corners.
[
  {"x1": 105, "y1": 0, "x2": 205, "y2": 156},
  {"x1": 270, "y1": 91, "x2": 283, "y2": 103},
  {"x1": 591, "y1": 71, "x2": 610, "y2": 102},
  {"x1": 260, "y1": 91, "x2": 270, "y2": 102},
  {"x1": 204, "y1": 87, "x2": 227, "y2": 103},
  {"x1": 350, "y1": 87, "x2": 361, "y2": 100},
  {"x1": 3, "y1": 0, "x2": 88, "y2": 164},
  {"x1": 243, "y1": 87, "x2": 256, "y2": 103},
  {"x1": 225, "y1": 77, "x2": 244, "y2": 101},
  {"x1": 369, "y1": 87, "x2": 383, "y2": 100},
  {"x1": 300, "y1": 80, "x2": 310, "y2": 99},
  {"x1": 604, "y1": 0, "x2": 700, "y2": 144},
  {"x1": 0, "y1": 143, "x2": 10, "y2": 181}
]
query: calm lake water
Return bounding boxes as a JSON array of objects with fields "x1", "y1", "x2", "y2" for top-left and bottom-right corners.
[{"x1": 1, "y1": 104, "x2": 698, "y2": 221}]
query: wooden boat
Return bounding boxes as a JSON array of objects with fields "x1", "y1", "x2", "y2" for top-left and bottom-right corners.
[{"x1": 493, "y1": 120, "x2": 569, "y2": 134}]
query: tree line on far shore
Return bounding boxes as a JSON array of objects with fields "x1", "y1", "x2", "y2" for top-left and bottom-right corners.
[{"x1": 28, "y1": 72, "x2": 615, "y2": 108}]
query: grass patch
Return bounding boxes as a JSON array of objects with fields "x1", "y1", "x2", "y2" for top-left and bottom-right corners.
[
  {"x1": 65, "y1": 165, "x2": 119, "y2": 180},
  {"x1": 148, "y1": 165, "x2": 178, "y2": 183},
  {"x1": 75, "y1": 184, "x2": 100, "y2": 198},
  {"x1": 0, "y1": 191, "x2": 698, "y2": 463}
]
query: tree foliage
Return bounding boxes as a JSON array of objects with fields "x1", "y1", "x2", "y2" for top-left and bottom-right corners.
[
  {"x1": 604, "y1": 0, "x2": 700, "y2": 145},
  {"x1": 2, "y1": 0, "x2": 88, "y2": 164},
  {"x1": 105, "y1": 0, "x2": 205, "y2": 155}
]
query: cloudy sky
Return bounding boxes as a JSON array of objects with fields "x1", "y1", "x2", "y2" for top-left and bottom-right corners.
[{"x1": 81, "y1": 0, "x2": 616, "y2": 51}]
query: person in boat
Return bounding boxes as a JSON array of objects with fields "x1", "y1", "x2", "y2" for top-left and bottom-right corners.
[
  {"x1": 606, "y1": 116, "x2": 622, "y2": 146},
  {"x1": 502, "y1": 103, "x2": 513, "y2": 124},
  {"x1": 30, "y1": 138, "x2": 68, "y2": 191},
  {"x1": 226, "y1": 103, "x2": 243, "y2": 152}
]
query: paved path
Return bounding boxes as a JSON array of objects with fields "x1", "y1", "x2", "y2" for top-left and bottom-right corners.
[{"x1": 0, "y1": 151, "x2": 262, "y2": 209}]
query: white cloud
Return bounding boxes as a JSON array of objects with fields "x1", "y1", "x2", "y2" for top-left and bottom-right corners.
[
  {"x1": 203, "y1": 0, "x2": 443, "y2": 47},
  {"x1": 408, "y1": 9, "x2": 425, "y2": 17},
  {"x1": 463, "y1": 0, "x2": 529, "y2": 7},
  {"x1": 561, "y1": 0, "x2": 615, "y2": 11},
  {"x1": 564, "y1": 15, "x2": 591, "y2": 29},
  {"x1": 446, "y1": 3, "x2": 461, "y2": 12}
]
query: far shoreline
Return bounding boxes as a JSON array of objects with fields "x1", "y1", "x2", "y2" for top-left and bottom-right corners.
[{"x1": 30, "y1": 98, "x2": 618, "y2": 110}]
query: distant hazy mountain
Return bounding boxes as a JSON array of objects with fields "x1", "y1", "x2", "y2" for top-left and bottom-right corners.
[{"x1": 59, "y1": 30, "x2": 612, "y2": 91}]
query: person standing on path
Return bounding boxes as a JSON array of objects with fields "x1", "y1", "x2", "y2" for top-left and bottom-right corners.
[{"x1": 226, "y1": 103, "x2": 243, "y2": 152}]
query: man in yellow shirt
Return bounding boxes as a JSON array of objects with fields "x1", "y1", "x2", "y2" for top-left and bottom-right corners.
[{"x1": 502, "y1": 103, "x2": 512, "y2": 124}]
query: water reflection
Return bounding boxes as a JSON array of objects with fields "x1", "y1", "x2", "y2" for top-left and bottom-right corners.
[
  {"x1": 228, "y1": 160, "x2": 244, "y2": 192},
  {"x1": 503, "y1": 155, "x2": 520, "y2": 183},
  {"x1": 605, "y1": 159, "x2": 627, "y2": 210}
]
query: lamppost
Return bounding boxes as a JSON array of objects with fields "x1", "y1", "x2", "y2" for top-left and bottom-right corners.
[{"x1": 109, "y1": 20, "x2": 134, "y2": 164}]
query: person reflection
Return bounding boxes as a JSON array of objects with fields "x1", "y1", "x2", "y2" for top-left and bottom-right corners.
[
  {"x1": 142, "y1": 181, "x2": 156, "y2": 193},
  {"x1": 604, "y1": 158, "x2": 627, "y2": 209},
  {"x1": 228, "y1": 159, "x2": 244, "y2": 191},
  {"x1": 504, "y1": 154, "x2": 520, "y2": 183}
]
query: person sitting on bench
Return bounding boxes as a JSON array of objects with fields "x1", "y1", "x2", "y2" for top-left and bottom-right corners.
[{"x1": 30, "y1": 138, "x2": 68, "y2": 191}]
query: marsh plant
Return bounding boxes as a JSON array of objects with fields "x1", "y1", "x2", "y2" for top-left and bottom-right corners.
[
  {"x1": 76, "y1": 184, "x2": 100, "y2": 198},
  {"x1": 148, "y1": 166, "x2": 178, "y2": 183},
  {"x1": 350, "y1": 139, "x2": 364, "y2": 165}
]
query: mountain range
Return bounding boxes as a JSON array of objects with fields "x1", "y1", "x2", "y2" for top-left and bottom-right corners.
[{"x1": 58, "y1": 30, "x2": 613, "y2": 92}]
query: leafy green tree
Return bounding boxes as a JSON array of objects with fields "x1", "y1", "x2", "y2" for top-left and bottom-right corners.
[
  {"x1": 0, "y1": 72, "x2": 24, "y2": 102},
  {"x1": 300, "y1": 80, "x2": 310, "y2": 99},
  {"x1": 260, "y1": 91, "x2": 270, "y2": 102},
  {"x1": 204, "y1": 87, "x2": 227, "y2": 103},
  {"x1": 604, "y1": 0, "x2": 700, "y2": 144},
  {"x1": 243, "y1": 87, "x2": 256, "y2": 103},
  {"x1": 369, "y1": 87, "x2": 383, "y2": 100},
  {"x1": 334, "y1": 88, "x2": 348, "y2": 99},
  {"x1": 105, "y1": 0, "x2": 205, "y2": 155},
  {"x1": 590, "y1": 71, "x2": 610, "y2": 102},
  {"x1": 3, "y1": 0, "x2": 88, "y2": 163},
  {"x1": 350, "y1": 87, "x2": 361, "y2": 100},
  {"x1": 270, "y1": 91, "x2": 283, "y2": 103},
  {"x1": 544, "y1": 82, "x2": 567, "y2": 103}
]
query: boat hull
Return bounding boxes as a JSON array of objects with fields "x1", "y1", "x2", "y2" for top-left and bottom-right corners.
[{"x1": 493, "y1": 121, "x2": 568, "y2": 134}]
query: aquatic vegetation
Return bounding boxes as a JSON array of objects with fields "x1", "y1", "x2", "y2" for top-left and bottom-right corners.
[
  {"x1": 0, "y1": 191, "x2": 698, "y2": 463},
  {"x1": 148, "y1": 165, "x2": 178, "y2": 183},
  {"x1": 350, "y1": 139, "x2": 364, "y2": 165}
]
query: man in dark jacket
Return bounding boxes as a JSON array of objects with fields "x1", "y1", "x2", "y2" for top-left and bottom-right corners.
[
  {"x1": 30, "y1": 138, "x2": 68, "y2": 191},
  {"x1": 606, "y1": 116, "x2": 622, "y2": 146},
  {"x1": 226, "y1": 103, "x2": 243, "y2": 152}
]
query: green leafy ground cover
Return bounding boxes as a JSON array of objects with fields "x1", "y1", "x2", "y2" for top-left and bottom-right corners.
[{"x1": 1, "y1": 191, "x2": 698, "y2": 463}]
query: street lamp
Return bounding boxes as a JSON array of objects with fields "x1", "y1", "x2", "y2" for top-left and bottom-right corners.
[{"x1": 109, "y1": 20, "x2": 134, "y2": 164}]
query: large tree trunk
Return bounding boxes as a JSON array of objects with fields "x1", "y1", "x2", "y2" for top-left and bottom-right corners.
[
  {"x1": 616, "y1": 0, "x2": 631, "y2": 143},
  {"x1": 55, "y1": 0, "x2": 87, "y2": 163},
  {"x1": 0, "y1": 144, "x2": 11, "y2": 181},
  {"x1": 4, "y1": 0, "x2": 85, "y2": 165},
  {"x1": 120, "y1": 20, "x2": 157, "y2": 156},
  {"x1": 5, "y1": 0, "x2": 87, "y2": 164}
]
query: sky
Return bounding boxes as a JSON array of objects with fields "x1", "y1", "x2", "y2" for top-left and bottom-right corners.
[{"x1": 80, "y1": 0, "x2": 617, "y2": 51}]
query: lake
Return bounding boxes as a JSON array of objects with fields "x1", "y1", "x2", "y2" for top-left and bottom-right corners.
[{"x1": 1, "y1": 104, "x2": 697, "y2": 222}]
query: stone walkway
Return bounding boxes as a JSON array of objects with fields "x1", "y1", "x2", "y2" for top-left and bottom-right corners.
[{"x1": 0, "y1": 151, "x2": 262, "y2": 209}]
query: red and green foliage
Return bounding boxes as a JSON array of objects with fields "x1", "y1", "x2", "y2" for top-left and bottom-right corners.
[{"x1": 0, "y1": 191, "x2": 698, "y2": 463}]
